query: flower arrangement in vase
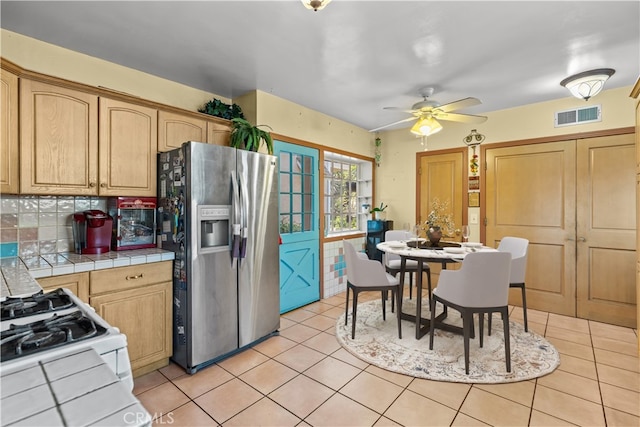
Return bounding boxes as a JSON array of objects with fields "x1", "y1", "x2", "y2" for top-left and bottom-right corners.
[
  {"x1": 421, "y1": 198, "x2": 456, "y2": 244},
  {"x1": 370, "y1": 202, "x2": 388, "y2": 220}
]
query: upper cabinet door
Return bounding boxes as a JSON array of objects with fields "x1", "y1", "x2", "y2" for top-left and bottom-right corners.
[
  {"x1": 99, "y1": 97, "x2": 157, "y2": 197},
  {"x1": 158, "y1": 110, "x2": 207, "y2": 152},
  {"x1": 206, "y1": 118, "x2": 232, "y2": 147},
  {"x1": 20, "y1": 79, "x2": 99, "y2": 195},
  {"x1": 1, "y1": 69, "x2": 19, "y2": 194}
]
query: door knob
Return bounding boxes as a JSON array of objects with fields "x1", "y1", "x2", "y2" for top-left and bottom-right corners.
[{"x1": 578, "y1": 237, "x2": 586, "y2": 242}]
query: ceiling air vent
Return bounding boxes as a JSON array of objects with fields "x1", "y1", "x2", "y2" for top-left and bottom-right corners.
[{"x1": 554, "y1": 105, "x2": 601, "y2": 127}]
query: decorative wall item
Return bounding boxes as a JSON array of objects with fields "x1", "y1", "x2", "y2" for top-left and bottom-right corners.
[
  {"x1": 468, "y1": 176, "x2": 480, "y2": 191},
  {"x1": 374, "y1": 136, "x2": 382, "y2": 166}
]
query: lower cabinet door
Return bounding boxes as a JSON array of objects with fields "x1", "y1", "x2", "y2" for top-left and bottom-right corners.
[{"x1": 90, "y1": 281, "x2": 172, "y2": 374}]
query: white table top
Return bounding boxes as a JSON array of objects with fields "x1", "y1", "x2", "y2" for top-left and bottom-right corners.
[{"x1": 377, "y1": 240, "x2": 497, "y2": 261}]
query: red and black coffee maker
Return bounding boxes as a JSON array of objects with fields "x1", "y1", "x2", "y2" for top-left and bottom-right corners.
[{"x1": 72, "y1": 210, "x2": 113, "y2": 254}]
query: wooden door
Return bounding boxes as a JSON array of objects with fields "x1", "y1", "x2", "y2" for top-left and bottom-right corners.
[
  {"x1": 20, "y1": 79, "x2": 99, "y2": 195},
  {"x1": 416, "y1": 149, "x2": 466, "y2": 238},
  {"x1": 485, "y1": 141, "x2": 577, "y2": 316},
  {"x1": 1, "y1": 69, "x2": 19, "y2": 194},
  {"x1": 99, "y1": 97, "x2": 157, "y2": 196},
  {"x1": 158, "y1": 110, "x2": 207, "y2": 152},
  {"x1": 576, "y1": 134, "x2": 636, "y2": 327}
]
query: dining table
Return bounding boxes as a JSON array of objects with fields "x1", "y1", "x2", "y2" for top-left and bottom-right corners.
[{"x1": 377, "y1": 239, "x2": 497, "y2": 339}]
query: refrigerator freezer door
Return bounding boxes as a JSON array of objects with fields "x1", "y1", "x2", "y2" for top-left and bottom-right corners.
[
  {"x1": 237, "y1": 150, "x2": 281, "y2": 347},
  {"x1": 186, "y1": 142, "x2": 239, "y2": 370}
]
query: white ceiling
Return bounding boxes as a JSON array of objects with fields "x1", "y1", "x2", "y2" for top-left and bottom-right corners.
[{"x1": 2, "y1": 1, "x2": 639, "y2": 133}]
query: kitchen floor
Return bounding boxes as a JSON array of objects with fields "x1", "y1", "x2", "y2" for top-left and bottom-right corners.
[{"x1": 133, "y1": 290, "x2": 639, "y2": 427}]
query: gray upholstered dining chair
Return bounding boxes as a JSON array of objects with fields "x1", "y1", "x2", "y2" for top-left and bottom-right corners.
[
  {"x1": 428, "y1": 251, "x2": 512, "y2": 374},
  {"x1": 383, "y1": 230, "x2": 431, "y2": 302},
  {"x1": 488, "y1": 236, "x2": 530, "y2": 333},
  {"x1": 343, "y1": 240, "x2": 402, "y2": 340}
]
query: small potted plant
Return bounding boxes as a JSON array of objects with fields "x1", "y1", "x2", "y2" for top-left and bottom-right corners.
[
  {"x1": 229, "y1": 118, "x2": 274, "y2": 155},
  {"x1": 198, "y1": 98, "x2": 245, "y2": 120},
  {"x1": 370, "y1": 202, "x2": 388, "y2": 220}
]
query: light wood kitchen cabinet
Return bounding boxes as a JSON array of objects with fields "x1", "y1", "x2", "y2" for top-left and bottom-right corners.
[
  {"x1": 158, "y1": 110, "x2": 207, "y2": 152},
  {"x1": 37, "y1": 272, "x2": 90, "y2": 303},
  {"x1": 20, "y1": 79, "x2": 99, "y2": 195},
  {"x1": 1, "y1": 68, "x2": 19, "y2": 194},
  {"x1": 99, "y1": 97, "x2": 157, "y2": 197},
  {"x1": 207, "y1": 118, "x2": 232, "y2": 147},
  {"x1": 89, "y1": 261, "x2": 172, "y2": 377}
]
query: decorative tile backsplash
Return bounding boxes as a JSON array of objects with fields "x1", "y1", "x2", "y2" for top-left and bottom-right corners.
[
  {"x1": 322, "y1": 237, "x2": 365, "y2": 298},
  {"x1": 0, "y1": 195, "x2": 108, "y2": 258}
]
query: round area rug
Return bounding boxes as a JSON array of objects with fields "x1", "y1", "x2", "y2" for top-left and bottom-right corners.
[{"x1": 336, "y1": 299, "x2": 560, "y2": 383}]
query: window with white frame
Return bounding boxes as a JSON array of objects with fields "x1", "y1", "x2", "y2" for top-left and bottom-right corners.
[{"x1": 324, "y1": 152, "x2": 372, "y2": 235}]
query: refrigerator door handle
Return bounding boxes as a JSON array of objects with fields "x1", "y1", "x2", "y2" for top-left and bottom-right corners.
[
  {"x1": 238, "y1": 173, "x2": 249, "y2": 259},
  {"x1": 231, "y1": 172, "x2": 241, "y2": 259}
]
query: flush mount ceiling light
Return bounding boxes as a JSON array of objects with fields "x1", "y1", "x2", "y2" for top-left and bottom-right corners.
[
  {"x1": 560, "y1": 68, "x2": 615, "y2": 101},
  {"x1": 410, "y1": 116, "x2": 443, "y2": 137},
  {"x1": 301, "y1": 0, "x2": 332, "y2": 11}
]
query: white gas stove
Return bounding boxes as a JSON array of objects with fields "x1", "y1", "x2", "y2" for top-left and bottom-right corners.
[{"x1": 0, "y1": 288, "x2": 133, "y2": 391}]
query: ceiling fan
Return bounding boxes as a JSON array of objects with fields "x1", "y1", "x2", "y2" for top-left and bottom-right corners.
[{"x1": 369, "y1": 88, "x2": 488, "y2": 136}]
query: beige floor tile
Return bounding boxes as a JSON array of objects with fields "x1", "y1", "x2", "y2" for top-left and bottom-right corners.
[
  {"x1": 321, "y1": 306, "x2": 347, "y2": 320},
  {"x1": 451, "y1": 412, "x2": 490, "y2": 426},
  {"x1": 133, "y1": 370, "x2": 168, "y2": 395},
  {"x1": 536, "y1": 369, "x2": 601, "y2": 403},
  {"x1": 302, "y1": 331, "x2": 342, "y2": 354},
  {"x1": 269, "y1": 374, "x2": 333, "y2": 419},
  {"x1": 172, "y1": 364, "x2": 234, "y2": 399},
  {"x1": 282, "y1": 307, "x2": 317, "y2": 323},
  {"x1": 373, "y1": 415, "x2": 402, "y2": 426},
  {"x1": 597, "y1": 363, "x2": 640, "y2": 392},
  {"x1": 321, "y1": 294, "x2": 346, "y2": 307},
  {"x1": 273, "y1": 344, "x2": 327, "y2": 372},
  {"x1": 592, "y1": 335, "x2": 639, "y2": 357},
  {"x1": 547, "y1": 313, "x2": 590, "y2": 334},
  {"x1": 194, "y1": 378, "x2": 262, "y2": 424},
  {"x1": 474, "y1": 380, "x2": 535, "y2": 407},
  {"x1": 216, "y1": 348, "x2": 269, "y2": 376},
  {"x1": 364, "y1": 365, "x2": 413, "y2": 388},
  {"x1": 546, "y1": 336, "x2": 595, "y2": 361},
  {"x1": 408, "y1": 378, "x2": 471, "y2": 410},
  {"x1": 239, "y1": 359, "x2": 298, "y2": 395},
  {"x1": 529, "y1": 409, "x2": 578, "y2": 426},
  {"x1": 604, "y1": 406, "x2": 640, "y2": 427},
  {"x1": 600, "y1": 382, "x2": 640, "y2": 417},
  {"x1": 545, "y1": 325, "x2": 592, "y2": 346},
  {"x1": 158, "y1": 401, "x2": 215, "y2": 427},
  {"x1": 340, "y1": 371, "x2": 404, "y2": 413},
  {"x1": 137, "y1": 382, "x2": 190, "y2": 420},
  {"x1": 594, "y1": 348, "x2": 640, "y2": 373},
  {"x1": 384, "y1": 389, "x2": 457, "y2": 427},
  {"x1": 158, "y1": 362, "x2": 188, "y2": 381},
  {"x1": 252, "y1": 335, "x2": 297, "y2": 358},
  {"x1": 589, "y1": 320, "x2": 639, "y2": 343},
  {"x1": 304, "y1": 356, "x2": 362, "y2": 390},
  {"x1": 555, "y1": 353, "x2": 598, "y2": 380},
  {"x1": 302, "y1": 314, "x2": 338, "y2": 331},
  {"x1": 223, "y1": 397, "x2": 301, "y2": 427},
  {"x1": 278, "y1": 323, "x2": 322, "y2": 343},
  {"x1": 459, "y1": 387, "x2": 530, "y2": 426},
  {"x1": 304, "y1": 301, "x2": 336, "y2": 314},
  {"x1": 330, "y1": 347, "x2": 370, "y2": 370},
  {"x1": 305, "y1": 393, "x2": 380, "y2": 426},
  {"x1": 532, "y1": 384, "x2": 605, "y2": 426},
  {"x1": 278, "y1": 316, "x2": 297, "y2": 330}
]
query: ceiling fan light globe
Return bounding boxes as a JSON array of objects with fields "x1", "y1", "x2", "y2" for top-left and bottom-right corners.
[
  {"x1": 410, "y1": 117, "x2": 443, "y2": 136},
  {"x1": 301, "y1": 0, "x2": 331, "y2": 11}
]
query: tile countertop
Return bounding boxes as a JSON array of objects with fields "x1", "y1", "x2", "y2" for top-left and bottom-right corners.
[
  {"x1": 1, "y1": 249, "x2": 175, "y2": 299},
  {"x1": 1, "y1": 347, "x2": 151, "y2": 427}
]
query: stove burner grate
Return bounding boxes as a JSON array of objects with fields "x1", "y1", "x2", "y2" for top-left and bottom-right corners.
[
  {"x1": 1, "y1": 311, "x2": 106, "y2": 361},
  {"x1": 1, "y1": 289, "x2": 75, "y2": 321}
]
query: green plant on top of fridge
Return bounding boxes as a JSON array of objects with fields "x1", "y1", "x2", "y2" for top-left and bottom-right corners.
[{"x1": 230, "y1": 118, "x2": 274, "y2": 155}]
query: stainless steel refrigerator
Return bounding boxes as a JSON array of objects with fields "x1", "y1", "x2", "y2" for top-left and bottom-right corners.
[{"x1": 158, "y1": 141, "x2": 280, "y2": 374}]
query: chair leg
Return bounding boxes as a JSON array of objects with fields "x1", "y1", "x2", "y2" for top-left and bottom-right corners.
[
  {"x1": 428, "y1": 298, "x2": 437, "y2": 350},
  {"x1": 381, "y1": 290, "x2": 387, "y2": 320},
  {"x1": 520, "y1": 284, "x2": 528, "y2": 332},
  {"x1": 351, "y1": 290, "x2": 359, "y2": 339},
  {"x1": 479, "y1": 313, "x2": 484, "y2": 348},
  {"x1": 395, "y1": 288, "x2": 402, "y2": 339},
  {"x1": 462, "y1": 310, "x2": 472, "y2": 375},
  {"x1": 502, "y1": 306, "x2": 511, "y2": 372},
  {"x1": 409, "y1": 272, "x2": 413, "y2": 300},
  {"x1": 344, "y1": 287, "x2": 350, "y2": 326}
]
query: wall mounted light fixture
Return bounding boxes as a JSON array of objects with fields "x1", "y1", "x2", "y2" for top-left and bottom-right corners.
[
  {"x1": 560, "y1": 68, "x2": 615, "y2": 101},
  {"x1": 301, "y1": 0, "x2": 332, "y2": 11}
]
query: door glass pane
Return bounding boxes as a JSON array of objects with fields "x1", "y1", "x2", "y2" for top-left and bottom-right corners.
[
  {"x1": 292, "y1": 194, "x2": 302, "y2": 213},
  {"x1": 293, "y1": 154, "x2": 302, "y2": 172},
  {"x1": 280, "y1": 194, "x2": 290, "y2": 213},
  {"x1": 304, "y1": 214, "x2": 312, "y2": 231},
  {"x1": 304, "y1": 156, "x2": 313, "y2": 174},
  {"x1": 303, "y1": 175, "x2": 312, "y2": 193},
  {"x1": 304, "y1": 195, "x2": 312, "y2": 211},
  {"x1": 280, "y1": 214, "x2": 290, "y2": 233},
  {"x1": 292, "y1": 174, "x2": 302, "y2": 193},
  {"x1": 280, "y1": 152, "x2": 290, "y2": 172},
  {"x1": 292, "y1": 214, "x2": 302, "y2": 232},
  {"x1": 279, "y1": 173, "x2": 290, "y2": 192}
]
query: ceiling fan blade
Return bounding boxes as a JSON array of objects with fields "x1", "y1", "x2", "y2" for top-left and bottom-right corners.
[
  {"x1": 434, "y1": 112, "x2": 488, "y2": 124},
  {"x1": 383, "y1": 106, "x2": 417, "y2": 113},
  {"x1": 368, "y1": 116, "x2": 418, "y2": 132},
  {"x1": 437, "y1": 97, "x2": 481, "y2": 113}
]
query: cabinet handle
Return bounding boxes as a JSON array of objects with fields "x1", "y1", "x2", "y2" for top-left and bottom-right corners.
[
  {"x1": 89, "y1": 182, "x2": 96, "y2": 188},
  {"x1": 100, "y1": 183, "x2": 107, "y2": 188},
  {"x1": 126, "y1": 274, "x2": 144, "y2": 280}
]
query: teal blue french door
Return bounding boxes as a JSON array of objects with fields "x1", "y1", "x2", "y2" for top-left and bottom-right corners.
[{"x1": 275, "y1": 140, "x2": 320, "y2": 313}]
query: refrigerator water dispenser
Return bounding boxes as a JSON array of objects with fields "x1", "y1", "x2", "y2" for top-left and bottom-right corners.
[{"x1": 197, "y1": 205, "x2": 230, "y2": 253}]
